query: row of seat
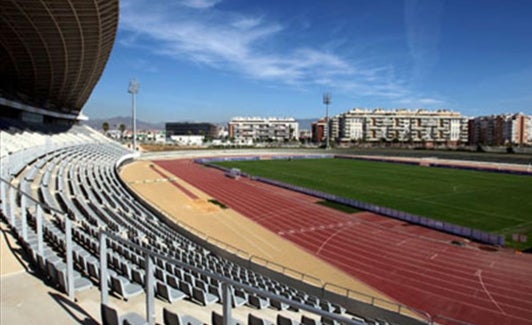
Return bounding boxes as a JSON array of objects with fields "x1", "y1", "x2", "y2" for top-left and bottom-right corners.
[{"x1": 1, "y1": 123, "x2": 396, "y2": 325}]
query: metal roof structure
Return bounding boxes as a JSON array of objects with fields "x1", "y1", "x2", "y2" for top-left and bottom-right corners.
[{"x1": 0, "y1": 0, "x2": 119, "y2": 120}]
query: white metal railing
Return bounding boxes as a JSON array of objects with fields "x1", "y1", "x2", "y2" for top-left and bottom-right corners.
[{"x1": 0, "y1": 177, "x2": 386, "y2": 325}]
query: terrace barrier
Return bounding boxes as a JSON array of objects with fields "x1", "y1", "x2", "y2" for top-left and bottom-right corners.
[{"x1": 0, "y1": 176, "x2": 377, "y2": 325}]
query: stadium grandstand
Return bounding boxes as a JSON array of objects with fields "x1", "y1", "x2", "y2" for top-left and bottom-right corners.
[
  {"x1": 3, "y1": 2, "x2": 532, "y2": 325},
  {"x1": 0, "y1": 1, "x2": 425, "y2": 325}
]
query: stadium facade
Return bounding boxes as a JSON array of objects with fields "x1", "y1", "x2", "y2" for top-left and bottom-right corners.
[
  {"x1": 0, "y1": 0, "x2": 119, "y2": 124},
  {"x1": 165, "y1": 122, "x2": 218, "y2": 138}
]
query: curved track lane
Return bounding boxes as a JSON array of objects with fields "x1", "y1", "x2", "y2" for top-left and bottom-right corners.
[{"x1": 155, "y1": 159, "x2": 532, "y2": 325}]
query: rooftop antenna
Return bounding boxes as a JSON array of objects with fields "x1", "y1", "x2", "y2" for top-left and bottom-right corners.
[
  {"x1": 323, "y1": 92, "x2": 331, "y2": 150},
  {"x1": 128, "y1": 79, "x2": 140, "y2": 151}
]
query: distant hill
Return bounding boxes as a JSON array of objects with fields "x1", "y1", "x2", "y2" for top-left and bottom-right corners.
[
  {"x1": 82, "y1": 116, "x2": 165, "y2": 131},
  {"x1": 296, "y1": 118, "x2": 317, "y2": 130},
  {"x1": 82, "y1": 116, "x2": 319, "y2": 131}
]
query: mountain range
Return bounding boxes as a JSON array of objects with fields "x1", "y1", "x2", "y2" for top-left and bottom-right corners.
[{"x1": 83, "y1": 116, "x2": 317, "y2": 131}]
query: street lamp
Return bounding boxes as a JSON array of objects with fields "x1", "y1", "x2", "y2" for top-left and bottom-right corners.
[
  {"x1": 323, "y1": 92, "x2": 331, "y2": 150},
  {"x1": 128, "y1": 79, "x2": 140, "y2": 151}
]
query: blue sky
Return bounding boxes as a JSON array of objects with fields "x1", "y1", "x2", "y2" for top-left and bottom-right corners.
[{"x1": 83, "y1": 0, "x2": 532, "y2": 123}]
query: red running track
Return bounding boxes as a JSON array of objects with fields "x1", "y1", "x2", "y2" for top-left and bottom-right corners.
[{"x1": 155, "y1": 159, "x2": 532, "y2": 325}]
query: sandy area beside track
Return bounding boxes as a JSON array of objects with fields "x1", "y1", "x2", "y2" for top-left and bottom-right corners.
[
  {"x1": 120, "y1": 160, "x2": 396, "y2": 306},
  {"x1": 0, "y1": 222, "x2": 25, "y2": 276}
]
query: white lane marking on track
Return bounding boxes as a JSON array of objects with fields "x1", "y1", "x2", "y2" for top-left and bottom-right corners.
[
  {"x1": 396, "y1": 239, "x2": 409, "y2": 246},
  {"x1": 316, "y1": 226, "x2": 348, "y2": 255},
  {"x1": 281, "y1": 221, "x2": 355, "y2": 235},
  {"x1": 475, "y1": 269, "x2": 506, "y2": 315}
]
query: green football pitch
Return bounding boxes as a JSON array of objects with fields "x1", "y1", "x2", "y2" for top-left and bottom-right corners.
[{"x1": 215, "y1": 158, "x2": 532, "y2": 249}]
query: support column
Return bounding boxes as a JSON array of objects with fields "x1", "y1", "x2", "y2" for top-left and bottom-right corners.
[
  {"x1": 222, "y1": 282, "x2": 232, "y2": 325},
  {"x1": 1, "y1": 181, "x2": 6, "y2": 215},
  {"x1": 66, "y1": 217, "x2": 74, "y2": 300},
  {"x1": 36, "y1": 205, "x2": 43, "y2": 255},
  {"x1": 99, "y1": 231, "x2": 109, "y2": 305},
  {"x1": 21, "y1": 194, "x2": 27, "y2": 242},
  {"x1": 9, "y1": 186, "x2": 15, "y2": 226},
  {"x1": 145, "y1": 252, "x2": 155, "y2": 325}
]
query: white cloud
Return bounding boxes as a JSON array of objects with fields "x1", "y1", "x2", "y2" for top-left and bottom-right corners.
[
  {"x1": 119, "y1": 0, "x2": 445, "y2": 107},
  {"x1": 181, "y1": 0, "x2": 221, "y2": 9},
  {"x1": 404, "y1": 0, "x2": 444, "y2": 84},
  {"x1": 232, "y1": 17, "x2": 263, "y2": 30},
  {"x1": 398, "y1": 97, "x2": 445, "y2": 107}
]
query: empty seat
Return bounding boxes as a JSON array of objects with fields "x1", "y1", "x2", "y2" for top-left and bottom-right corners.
[
  {"x1": 231, "y1": 290, "x2": 247, "y2": 308},
  {"x1": 132, "y1": 268, "x2": 146, "y2": 286},
  {"x1": 211, "y1": 311, "x2": 242, "y2": 325},
  {"x1": 301, "y1": 316, "x2": 321, "y2": 325},
  {"x1": 270, "y1": 299, "x2": 289, "y2": 311},
  {"x1": 249, "y1": 313, "x2": 274, "y2": 325},
  {"x1": 277, "y1": 315, "x2": 300, "y2": 325},
  {"x1": 320, "y1": 317, "x2": 340, "y2": 325},
  {"x1": 248, "y1": 295, "x2": 269, "y2": 309},
  {"x1": 192, "y1": 286, "x2": 219, "y2": 306},
  {"x1": 101, "y1": 303, "x2": 147, "y2": 325},
  {"x1": 163, "y1": 308, "x2": 203, "y2": 325},
  {"x1": 179, "y1": 281, "x2": 193, "y2": 297},
  {"x1": 56, "y1": 267, "x2": 92, "y2": 294},
  {"x1": 156, "y1": 281, "x2": 187, "y2": 303},
  {"x1": 166, "y1": 274, "x2": 179, "y2": 289},
  {"x1": 110, "y1": 275, "x2": 143, "y2": 300}
]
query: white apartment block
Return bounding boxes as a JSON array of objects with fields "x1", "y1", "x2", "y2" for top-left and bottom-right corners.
[
  {"x1": 334, "y1": 108, "x2": 468, "y2": 143},
  {"x1": 228, "y1": 117, "x2": 299, "y2": 143}
]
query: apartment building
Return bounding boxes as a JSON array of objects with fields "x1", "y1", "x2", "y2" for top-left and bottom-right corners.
[
  {"x1": 228, "y1": 117, "x2": 299, "y2": 143},
  {"x1": 314, "y1": 108, "x2": 469, "y2": 144},
  {"x1": 165, "y1": 122, "x2": 218, "y2": 138},
  {"x1": 468, "y1": 113, "x2": 531, "y2": 145},
  {"x1": 311, "y1": 118, "x2": 327, "y2": 143}
]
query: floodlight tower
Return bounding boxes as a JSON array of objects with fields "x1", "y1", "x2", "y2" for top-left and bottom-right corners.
[
  {"x1": 128, "y1": 79, "x2": 140, "y2": 151},
  {"x1": 323, "y1": 92, "x2": 331, "y2": 150}
]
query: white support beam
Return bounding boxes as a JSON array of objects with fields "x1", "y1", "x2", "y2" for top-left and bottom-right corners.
[
  {"x1": 9, "y1": 186, "x2": 16, "y2": 226},
  {"x1": 145, "y1": 252, "x2": 155, "y2": 325},
  {"x1": 36, "y1": 205, "x2": 44, "y2": 255},
  {"x1": 222, "y1": 282, "x2": 233, "y2": 325},
  {"x1": 66, "y1": 217, "x2": 74, "y2": 300},
  {"x1": 1, "y1": 181, "x2": 7, "y2": 214},
  {"x1": 99, "y1": 231, "x2": 109, "y2": 305},
  {"x1": 21, "y1": 194, "x2": 27, "y2": 241}
]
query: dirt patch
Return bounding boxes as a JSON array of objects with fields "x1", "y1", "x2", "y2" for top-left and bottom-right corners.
[
  {"x1": 478, "y1": 245, "x2": 499, "y2": 252},
  {"x1": 208, "y1": 199, "x2": 227, "y2": 209}
]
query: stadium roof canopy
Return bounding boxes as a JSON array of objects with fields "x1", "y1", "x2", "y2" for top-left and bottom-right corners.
[{"x1": 0, "y1": 0, "x2": 119, "y2": 121}]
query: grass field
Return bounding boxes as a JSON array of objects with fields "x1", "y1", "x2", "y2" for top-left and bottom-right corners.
[{"x1": 215, "y1": 158, "x2": 532, "y2": 249}]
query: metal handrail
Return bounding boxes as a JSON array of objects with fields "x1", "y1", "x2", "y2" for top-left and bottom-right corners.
[{"x1": 101, "y1": 229, "x2": 367, "y2": 325}]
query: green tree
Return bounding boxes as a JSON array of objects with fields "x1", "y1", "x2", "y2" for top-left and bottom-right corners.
[
  {"x1": 102, "y1": 122, "x2": 109, "y2": 133},
  {"x1": 119, "y1": 123, "x2": 126, "y2": 138}
]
